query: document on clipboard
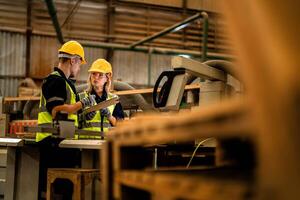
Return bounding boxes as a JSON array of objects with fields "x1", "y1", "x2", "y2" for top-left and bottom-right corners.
[{"x1": 83, "y1": 97, "x2": 119, "y2": 113}]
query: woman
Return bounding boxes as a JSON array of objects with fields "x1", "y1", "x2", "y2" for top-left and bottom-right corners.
[{"x1": 79, "y1": 59, "x2": 124, "y2": 138}]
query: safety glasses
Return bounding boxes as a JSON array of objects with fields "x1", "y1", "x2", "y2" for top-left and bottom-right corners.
[{"x1": 91, "y1": 72, "x2": 107, "y2": 78}]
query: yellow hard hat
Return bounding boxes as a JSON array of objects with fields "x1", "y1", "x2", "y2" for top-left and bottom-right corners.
[
  {"x1": 58, "y1": 40, "x2": 86, "y2": 64},
  {"x1": 88, "y1": 59, "x2": 112, "y2": 74}
]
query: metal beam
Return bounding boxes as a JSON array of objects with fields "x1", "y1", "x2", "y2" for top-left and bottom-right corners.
[
  {"x1": 106, "y1": 0, "x2": 116, "y2": 63},
  {"x1": 201, "y1": 12, "x2": 209, "y2": 61},
  {"x1": 44, "y1": 0, "x2": 64, "y2": 44},
  {"x1": 61, "y1": 0, "x2": 82, "y2": 28},
  {"x1": 80, "y1": 40, "x2": 234, "y2": 60},
  {"x1": 130, "y1": 13, "x2": 201, "y2": 48},
  {"x1": 147, "y1": 48, "x2": 153, "y2": 86},
  {"x1": 25, "y1": 0, "x2": 32, "y2": 77}
]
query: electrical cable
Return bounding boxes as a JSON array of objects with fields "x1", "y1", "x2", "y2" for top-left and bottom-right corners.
[{"x1": 186, "y1": 137, "x2": 214, "y2": 168}]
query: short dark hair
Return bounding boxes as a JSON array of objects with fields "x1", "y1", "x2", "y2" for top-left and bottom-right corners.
[{"x1": 59, "y1": 57, "x2": 70, "y2": 64}]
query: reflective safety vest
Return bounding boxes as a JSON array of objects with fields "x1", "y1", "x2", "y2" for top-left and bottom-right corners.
[
  {"x1": 36, "y1": 71, "x2": 78, "y2": 142},
  {"x1": 78, "y1": 91, "x2": 116, "y2": 139}
]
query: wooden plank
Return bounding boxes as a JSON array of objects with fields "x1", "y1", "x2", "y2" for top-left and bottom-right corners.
[
  {"x1": 0, "y1": 138, "x2": 23, "y2": 147},
  {"x1": 101, "y1": 141, "x2": 113, "y2": 200},
  {"x1": 84, "y1": 97, "x2": 118, "y2": 113},
  {"x1": 113, "y1": 142, "x2": 121, "y2": 199},
  {"x1": 59, "y1": 139, "x2": 105, "y2": 149},
  {"x1": 4, "y1": 96, "x2": 40, "y2": 102},
  {"x1": 117, "y1": 170, "x2": 251, "y2": 200},
  {"x1": 3, "y1": 84, "x2": 200, "y2": 102},
  {"x1": 114, "y1": 83, "x2": 200, "y2": 96},
  {"x1": 109, "y1": 98, "x2": 252, "y2": 146}
]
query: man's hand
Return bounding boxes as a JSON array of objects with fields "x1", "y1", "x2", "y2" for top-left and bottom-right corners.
[
  {"x1": 101, "y1": 107, "x2": 111, "y2": 118},
  {"x1": 80, "y1": 94, "x2": 96, "y2": 109},
  {"x1": 52, "y1": 107, "x2": 58, "y2": 119}
]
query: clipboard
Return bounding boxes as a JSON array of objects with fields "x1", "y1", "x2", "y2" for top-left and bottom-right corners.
[{"x1": 84, "y1": 96, "x2": 119, "y2": 113}]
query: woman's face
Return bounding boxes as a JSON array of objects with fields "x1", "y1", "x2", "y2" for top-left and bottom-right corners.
[{"x1": 90, "y1": 72, "x2": 107, "y2": 90}]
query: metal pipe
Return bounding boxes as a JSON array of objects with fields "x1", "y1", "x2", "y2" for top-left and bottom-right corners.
[
  {"x1": 44, "y1": 0, "x2": 64, "y2": 44},
  {"x1": 80, "y1": 40, "x2": 234, "y2": 60},
  {"x1": 113, "y1": 81, "x2": 152, "y2": 111},
  {"x1": 130, "y1": 13, "x2": 201, "y2": 48},
  {"x1": 61, "y1": 0, "x2": 82, "y2": 28},
  {"x1": 201, "y1": 12, "x2": 209, "y2": 62},
  {"x1": 203, "y1": 60, "x2": 237, "y2": 77}
]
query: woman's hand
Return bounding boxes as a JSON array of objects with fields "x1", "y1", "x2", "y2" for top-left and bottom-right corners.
[{"x1": 105, "y1": 73, "x2": 112, "y2": 93}]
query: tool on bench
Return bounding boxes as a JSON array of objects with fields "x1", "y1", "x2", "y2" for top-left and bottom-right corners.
[{"x1": 25, "y1": 97, "x2": 119, "y2": 139}]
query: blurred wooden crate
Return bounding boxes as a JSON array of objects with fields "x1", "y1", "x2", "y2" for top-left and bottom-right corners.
[
  {"x1": 18, "y1": 87, "x2": 40, "y2": 97},
  {"x1": 101, "y1": 99, "x2": 255, "y2": 200}
]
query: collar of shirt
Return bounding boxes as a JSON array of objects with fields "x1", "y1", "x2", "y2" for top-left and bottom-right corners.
[
  {"x1": 54, "y1": 67, "x2": 67, "y2": 80},
  {"x1": 54, "y1": 67, "x2": 77, "y2": 96},
  {"x1": 91, "y1": 88, "x2": 107, "y2": 103}
]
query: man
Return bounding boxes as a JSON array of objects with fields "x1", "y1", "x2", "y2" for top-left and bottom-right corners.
[
  {"x1": 79, "y1": 58, "x2": 124, "y2": 138},
  {"x1": 36, "y1": 40, "x2": 94, "y2": 142},
  {"x1": 36, "y1": 40, "x2": 96, "y2": 199}
]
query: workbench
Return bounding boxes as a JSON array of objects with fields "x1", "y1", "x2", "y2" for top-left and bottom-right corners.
[{"x1": 0, "y1": 137, "x2": 104, "y2": 200}]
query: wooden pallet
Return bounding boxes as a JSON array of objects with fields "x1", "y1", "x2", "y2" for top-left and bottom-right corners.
[
  {"x1": 100, "y1": 2, "x2": 300, "y2": 199},
  {"x1": 116, "y1": 169, "x2": 253, "y2": 200},
  {"x1": 101, "y1": 98, "x2": 255, "y2": 200}
]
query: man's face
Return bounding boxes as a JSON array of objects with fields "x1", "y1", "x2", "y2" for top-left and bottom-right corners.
[{"x1": 70, "y1": 57, "x2": 82, "y2": 77}]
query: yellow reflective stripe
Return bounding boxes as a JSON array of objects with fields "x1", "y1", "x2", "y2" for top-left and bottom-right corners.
[
  {"x1": 85, "y1": 122, "x2": 111, "y2": 128},
  {"x1": 38, "y1": 123, "x2": 52, "y2": 127},
  {"x1": 47, "y1": 96, "x2": 64, "y2": 103},
  {"x1": 66, "y1": 85, "x2": 71, "y2": 104},
  {"x1": 80, "y1": 92, "x2": 116, "y2": 137}
]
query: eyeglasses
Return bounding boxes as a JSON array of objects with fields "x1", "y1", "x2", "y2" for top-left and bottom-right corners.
[
  {"x1": 70, "y1": 56, "x2": 82, "y2": 65},
  {"x1": 91, "y1": 72, "x2": 107, "y2": 78}
]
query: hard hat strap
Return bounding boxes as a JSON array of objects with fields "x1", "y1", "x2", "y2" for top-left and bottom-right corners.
[{"x1": 58, "y1": 53, "x2": 81, "y2": 60}]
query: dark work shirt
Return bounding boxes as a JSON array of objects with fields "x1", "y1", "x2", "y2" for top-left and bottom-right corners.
[
  {"x1": 42, "y1": 67, "x2": 78, "y2": 116},
  {"x1": 90, "y1": 88, "x2": 124, "y2": 120}
]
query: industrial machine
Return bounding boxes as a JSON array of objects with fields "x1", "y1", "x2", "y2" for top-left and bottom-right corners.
[{"x1": 153, "y1": 56, "x2": 240, "y2": 110}]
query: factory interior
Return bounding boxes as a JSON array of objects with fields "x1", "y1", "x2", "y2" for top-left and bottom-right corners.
[{"x1": 0, "y1": 0, "x2": 299, "y2": 199}]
